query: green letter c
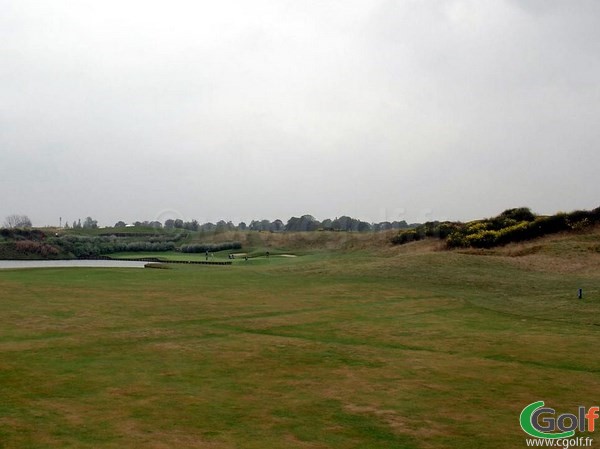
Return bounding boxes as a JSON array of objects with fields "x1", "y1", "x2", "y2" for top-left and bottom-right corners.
[{"x1": 520, "y1": 401, "x2": 576, "y2": 439}]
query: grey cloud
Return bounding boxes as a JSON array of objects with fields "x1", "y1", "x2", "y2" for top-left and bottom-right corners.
[{"x1": 0, "y1": 0, "x2": 598, "y2": 226}]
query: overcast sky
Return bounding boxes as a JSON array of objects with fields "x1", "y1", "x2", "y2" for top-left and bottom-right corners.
[{"x1": 1, "y1": 0, "x2": 598, "y2": 227}]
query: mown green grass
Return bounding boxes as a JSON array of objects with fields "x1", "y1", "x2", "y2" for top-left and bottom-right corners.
[
  {"x1": 109, "y1": 250, "x2": 299, "y2": 264},
  {"x1": 0, "y1": 242, "x2": 599, "y2": 448},
  {"x1": 109, "y1": 250, "x2": 234, "y2": 262}
]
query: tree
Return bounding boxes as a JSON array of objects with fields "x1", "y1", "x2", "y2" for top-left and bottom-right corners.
[
  {"x1": 4, "y1": 214, "x2": 32, "y2": 228},
  {"x1": 285, "y1": 217, "x2": 301, "y2": 231},
  {"x1": 271, "y1": 219, "x2": 284, "y2": 232},
  {"x1": 301, "y1": 215, "x2": 320, "y2": 231},
  {"x1": 321, "y1": 219, "x2": 333, "y2": 230},
  {"x1": 114, "y1": 221, "x2": 127, "y2": 228},
  {"x1": 358, "y1": 221, "x2": 372, "y2": 232},
  {"x1": 215, "y1": 220, "x2": 228, "y2": 233},
  {"x1": 285, "y1": 215, "x2": 319, "y2": 232},
  {"x1": 391, "y1": 220, "x2": 409, "y2": 229},
  {"x1": 332, "y1": 216, "x2": 354, "y2": 231},
  {"x1": 199, "y1": 222, "x2": 216, "y2": 232},
  {"x1": 183, "y1": 220, "x2": 199, "y2": 231},
  {"x1": 82, "y1": 217, "x2": 98, "y2": 229}
]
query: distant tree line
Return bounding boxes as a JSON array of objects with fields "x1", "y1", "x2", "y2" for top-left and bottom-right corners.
[
  {"x1": 108, "y1": 215, "x2": 413, "y2": 233},
  {"x1": 3, "y1": 213, "x2": 415, "y2": 234}
]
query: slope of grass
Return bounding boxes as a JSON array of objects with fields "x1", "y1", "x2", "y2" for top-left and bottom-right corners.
[
  {"x1": 0, "y1": 230, "x2": 599, "y2": 448},
  {"x1": 393, "y1": 206, "x2": 600, "y2": 249}
]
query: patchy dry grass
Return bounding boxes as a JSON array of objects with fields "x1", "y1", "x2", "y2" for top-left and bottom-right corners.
[
  {"x1": 197, "y1": 230, "x2": 401, "y2": 253},
  {"x1": 1, "y1": 229, "x2": 599, "y2": 448}
]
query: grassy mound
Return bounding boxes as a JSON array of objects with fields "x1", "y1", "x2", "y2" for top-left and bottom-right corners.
[{"x1": 392, "y1": 206, "x2": 600, "y2": 249}]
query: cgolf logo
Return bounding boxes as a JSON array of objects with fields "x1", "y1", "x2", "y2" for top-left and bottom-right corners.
[{"x1": 520, "y1": 401, "x2": 598, "y2": 439}]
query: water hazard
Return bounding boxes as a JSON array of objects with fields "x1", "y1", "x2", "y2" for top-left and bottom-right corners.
[{"x1": 0, "y1": 260, "x2": 147, "y2": 270}]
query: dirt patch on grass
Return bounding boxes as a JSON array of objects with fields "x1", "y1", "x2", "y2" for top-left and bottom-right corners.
[
  {"x1": 343, "y1": 403, "x2": 447, "y2": 448},
  {"x1": 115, "y1": 419, "x2": 229, "y2": 449},
  {"x1": 344, "y1": 404, "x2": 412, "y2": 432}
]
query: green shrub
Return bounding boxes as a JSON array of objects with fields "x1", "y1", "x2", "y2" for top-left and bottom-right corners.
[
  {"x1": 180, "y1": 242, "x2": 242, "y2": 253},
  {"x1": 498, "y1": 207, "x2": 536, "y2": 223},
  {"x1": 391, "y1": 221, "x2": 459, "y2": 246},
  {"x1": 391, "y1": 230, "x2": 422, "y2": 245},
  {"x1": 444, "y1": 207, "x2": 600, "y2": 249},
  {"x1": 465, "y1": 230, "x2": 500, "y2": 248}
]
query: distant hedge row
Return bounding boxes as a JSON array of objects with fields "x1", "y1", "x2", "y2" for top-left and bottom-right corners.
[
  {"x1": 30, "y1": 234, "x2": 241, "y2": 258},
  {"x1": 50, "y1": 237, "x2": 177, "y2": 258},
  {"x1": 0, "y1": 228, "x2": 46, "y2": 241},
  {"x1": 392, "y1": 207, "x2": 600, "y2": 249},
  {"x1": 180, "y1": 242, "x2": 242, "y2": 253},
  {"x1": 0, "y1": 241, "x2": 62, "y2": 259}
]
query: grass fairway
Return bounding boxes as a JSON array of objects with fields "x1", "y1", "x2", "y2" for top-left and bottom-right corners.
[{"x1": 1, "y1": 235, "x2": 599, "y2": 448}]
